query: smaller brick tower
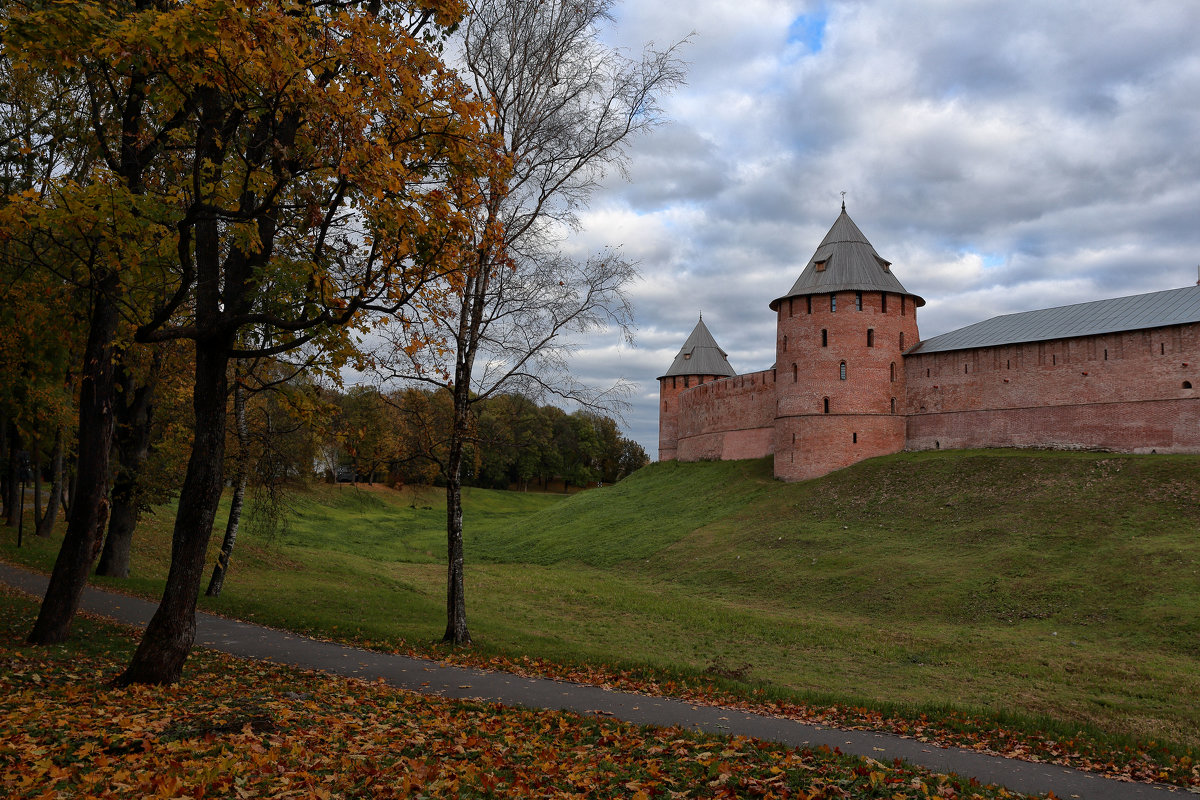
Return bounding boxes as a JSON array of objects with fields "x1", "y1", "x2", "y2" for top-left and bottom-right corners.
[
  {"x1": 770, "y1": 205, "x2": 924, "y2": 480},
  {"x1": 658, "y1": 317, "x2": 736, "y2": 461}
]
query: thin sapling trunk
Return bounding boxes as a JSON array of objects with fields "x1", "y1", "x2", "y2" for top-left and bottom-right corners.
[
  {"x1": 36, "y1": 428, "x2": 63, "y2": 537},
  {"x1": 206, "y1": 375, "x2": 248, "y2": 598}
]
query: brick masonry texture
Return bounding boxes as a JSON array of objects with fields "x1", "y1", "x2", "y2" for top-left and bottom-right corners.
[
  {"x1": 675, "y1": 369, "x2": 777, "y2": 461},
  {"x1": 660, "y1": 294, "x2": 1200, "y2": 481},
  {"x1": 658, "y1": 373, "x2": 726, "y2": 461},
  {"x1": 905, "y1": 322, "x2": 1200, "y2": 452}
]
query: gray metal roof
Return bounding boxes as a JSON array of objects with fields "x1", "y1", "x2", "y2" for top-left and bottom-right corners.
[
  {"x1": 908, "y1": 284, "x2": 1200, "y2": 355},
  {"x1": 659, "y1": 317, "x2": 736, "y2": 378},
  {"x1": 770, "y1": 206, "x2": 925, "y2": 309}
]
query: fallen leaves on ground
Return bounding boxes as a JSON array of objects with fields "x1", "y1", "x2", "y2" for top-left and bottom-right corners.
[
  {"x1": 411, "y1": 650, "x2": 1199, "y2": 790},
  {"x1": 0, "y1": 588, "x2": 1036, "y2": 800}
]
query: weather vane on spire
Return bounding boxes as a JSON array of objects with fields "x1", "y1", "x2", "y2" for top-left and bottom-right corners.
[{"x1": 840, "y1": 190, "x2": 847, "y2": 211}]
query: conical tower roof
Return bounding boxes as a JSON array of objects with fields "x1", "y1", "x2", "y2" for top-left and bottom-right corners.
[
  {"x1": 769, "y1": 205, "x2": 924, "y2": 310},
  {"x1": 659, "y1": 317, "x2": 736, "y2": 379}
]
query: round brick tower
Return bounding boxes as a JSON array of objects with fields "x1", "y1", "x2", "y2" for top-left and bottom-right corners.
[
  {"x1": 658, "y1": 316, "x2": 736, "y2": 461},
  {"x1": 770, "y1": 205, "x2": 924, "y2": 480}
]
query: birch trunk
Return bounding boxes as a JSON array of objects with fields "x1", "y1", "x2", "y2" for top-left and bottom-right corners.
[{"x1": 206, "y1": 376, "x2": 248, "y2": 598}]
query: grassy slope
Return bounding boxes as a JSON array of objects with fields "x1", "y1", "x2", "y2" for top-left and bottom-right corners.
[
  {"x1": 3, "y1": 451, "x2": 1199, "y2": 753},
  {"x1": 471, "y1": 458, "x2": 773, "y2": 566},
  {"x1": 472, "y1": 451, "x2": 1200, "y2": 746}
]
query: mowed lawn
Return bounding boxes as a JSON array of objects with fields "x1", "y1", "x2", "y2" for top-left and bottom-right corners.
[{"x1": 4, "y1": 450, "x2": 1199, "y2": 753}]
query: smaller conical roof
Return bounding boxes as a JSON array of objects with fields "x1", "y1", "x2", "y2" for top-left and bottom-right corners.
[
  {"x1": 659, "y1": 317, "x2": 736, "y2": 379},
  {"x1": 769, "y1": 206, "x2": 924, "y2": 309}
]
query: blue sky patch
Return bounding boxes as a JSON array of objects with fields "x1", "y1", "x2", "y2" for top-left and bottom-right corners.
[{"x1": 787, "y1": 7, "x2": 828, "y2": 53}]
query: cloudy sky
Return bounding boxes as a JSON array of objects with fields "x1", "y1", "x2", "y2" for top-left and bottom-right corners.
[{"x1": 551, "y1": 0, "x2": 1200, "y2": 458}]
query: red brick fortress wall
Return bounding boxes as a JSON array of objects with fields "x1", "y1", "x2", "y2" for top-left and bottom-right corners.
[
  {"x1": 674, "y1": 369, "x2": 778, "y2": 461},
  {"x1": 774, "y1": 414, "x2": 907, "y2": 480},
  {"x1": 904, "y1": 322, "x2": 1200, "y2": 453},
  {"x1": 773, "y1": 290, "x2": 919, "y2": 480},
  {"x1": 658, "y1": 373, "x2": 726, "y2": 461}
]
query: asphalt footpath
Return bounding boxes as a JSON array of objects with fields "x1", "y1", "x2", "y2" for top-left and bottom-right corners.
[{"x1": 0, "y1": 562, "x2": 1184, "y2": 799}]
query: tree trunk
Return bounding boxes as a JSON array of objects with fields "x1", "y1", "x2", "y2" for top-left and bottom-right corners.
[
  {"x1": 96, "y1": 359, "x2": 159, "y2": 578},
  {"x1": 36, "y1": 429, "x2": 63, "y2": 537},
  {"x1": 63, "y1": 459, "x2": 75, "y2": 513},
  {"x1": 117, "y1": 339, "x2": 229, "y2": 685},
  {"x1": 0, "y1": 411, "x2": 8, "y2": 524},
  {"x1": 5, "y1": 423, "x2": 20, "y2": 528},
  {"x1": 206, "y1": 376, "x2": 247, "y2": 598},
  {"x1": 32, "y1": 434, "x2": 43, "y2": 524},
  {"x1": 96, "y1": 472, "x2": 138, "y2": 577},
  {"x1": 95, "y1": 497, "x2": 136, "y2": 577},
  {"x1": 442, "y1": 385, "x2": 471, "y2": 646},
  {"x1": 28, "y1": 282, "x2": 120, "y2": 645}
]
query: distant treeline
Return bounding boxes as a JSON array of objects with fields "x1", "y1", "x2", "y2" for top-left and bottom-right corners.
[
  {"x1": 326, "y1": 387, "x2": 648, "y2": 491},
  {"x1": 1, "y1": 363, "x2": 646, "y2": 541}
]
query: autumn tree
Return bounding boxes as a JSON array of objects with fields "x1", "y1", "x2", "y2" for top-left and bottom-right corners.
[
  {"x1": 94, "y1": 342, "x2": 194, "y2": 578},
  {"x1": 0, "y1": 36, "x2": 89, "y2": 541},
  {"x1": 305, "y1": 385, "x2": 644, "y2": 489},
  {"x1": 207, "y1": 359, "x2": 324, "y2": 597},
  {"x1": 4, "y1": 0, "x2": 208, "y2": 648},
  {"x1": 336, "y1": 385, "x2": 399, "y2": 484},
  {"x1": 383, "y1": 386, "x2": 451, "y2": 486},
  {"x1": 375, "y1": 0, "x2": 685, "y2": 644},
  {"x1": 200, "y1": 328, "x2": 342, "y2": 598},
  {"x1": 5, "y1": 0, "x2": 492, "y2": 683}
]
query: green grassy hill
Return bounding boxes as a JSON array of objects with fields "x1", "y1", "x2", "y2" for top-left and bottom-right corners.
[
  {"x1": 468, "y1": 451, "x2": 1200, "y2": 745},
  {"x1": 470, "y1": 458, "x2": 773, "y2": 566},
  {"x1": 495, "y1": 450, "x2": 1200, "y2": 644},
  {"x1": 4, "y1": 449, "x2": 1199, "y2": 757}
]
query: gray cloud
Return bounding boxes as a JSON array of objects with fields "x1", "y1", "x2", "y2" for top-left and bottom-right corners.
[{"x1": 548, "y1": 0, "x2": 1200, "y2": 458}]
